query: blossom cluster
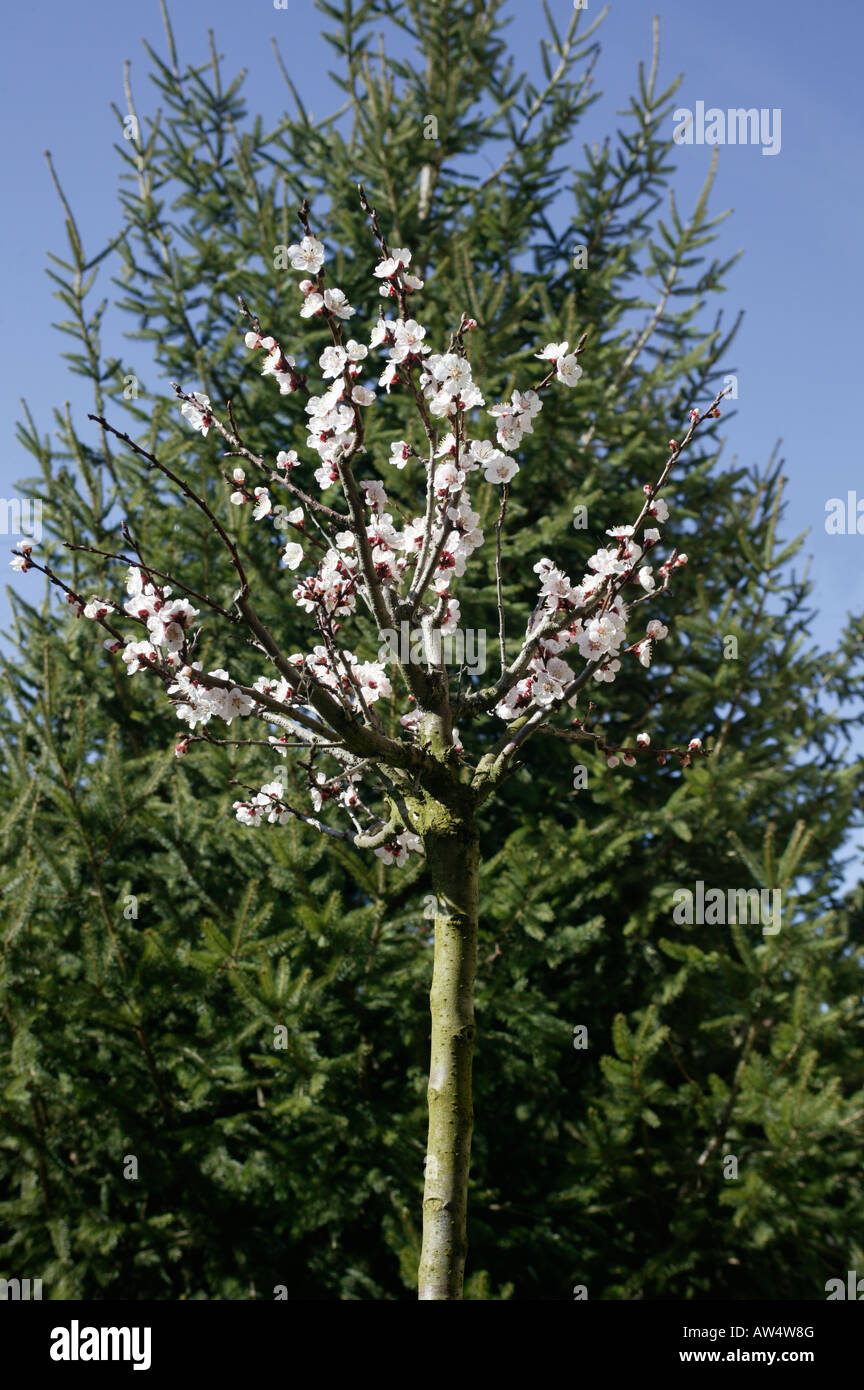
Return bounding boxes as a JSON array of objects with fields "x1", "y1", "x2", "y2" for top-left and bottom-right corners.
[{"x1": 13, "y1": 211, "x2": 706, "y2": 864}]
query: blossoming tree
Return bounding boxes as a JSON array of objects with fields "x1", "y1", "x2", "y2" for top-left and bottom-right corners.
[{"x1": 13, "y1": 189, "x2": 725, "y2": 1300}]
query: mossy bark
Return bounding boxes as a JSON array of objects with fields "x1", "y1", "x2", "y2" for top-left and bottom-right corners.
[{"x1": 417, "y1": 806, "x2": 479, "y2": 1300}]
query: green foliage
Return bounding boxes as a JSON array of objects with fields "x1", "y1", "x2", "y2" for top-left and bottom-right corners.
[{"x1": 1, "y1": 0, "x2": 862, "y2": 1299}]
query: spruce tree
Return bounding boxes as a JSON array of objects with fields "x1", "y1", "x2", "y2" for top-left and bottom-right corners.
[{"x1": 2, "y1": 0, "x2": 862, "y2": 1301}]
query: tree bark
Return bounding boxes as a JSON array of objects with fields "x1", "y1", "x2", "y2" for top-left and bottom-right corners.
[{"x1": 417, "y1": 809, "x2": 479, "y2": 1300}]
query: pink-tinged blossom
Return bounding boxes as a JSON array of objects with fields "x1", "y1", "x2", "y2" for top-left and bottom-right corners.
[
  {"x1": 379, "y1": 361, "x2": 400, "y2": 392},
  {"x1": 83, "y1": 598, "x2": 111, "y2": 620},
  {"x1": 427, "y1": 389, "x2": 456, "y2": 418},
  {"x1": 309, "y1": 773, "x2": 332, "y2": 814},
  {"x1": 148, "y1": 597, "x2": 198, "y2": 652},
  {"x1": 253, "y1": 782, "x2": 293, "y2": 825},
  {"x1": 638, "y1": 566, "x2": 655, "y2": 592},
  {"x1": 536, "y1": 341, "x2": 569, "y2": 362},
  {"x1": 538, "y1": 565, "x2": 580, "y2": 606},
  {"x1": 353, "y1": 661, "x2": 393, "y2": 704},
  {"x1": 424, "y1": 353, "x2": 471, "y2": 394},
  {"x1": 180, "y1": 392, "x2": 211, "y2": 435},
  {"x1": 375, "y1": 829, "x2": 422, "y2": 867},
  {"x1": 389, "y1": 441, "x2": 412, "y2": 469},
  {"x1": 370, "y1": 318, "x2": 394, "y2": 349},
  {"x1": 168, "y1": 665, "x2": 254, "y2": 729},
  {"x1": 122, "y1": 640, "x2": 158, "y2": 675},
  {"x1": 434, "y1": 461, "x2": 465, "y2": 496},
  {"x1": 313, "y1": 462, "x2": 339, "y2": 490},
  {"x1": 323, "y1": 287, "x2": 356, "y2": 320},
  {"x1": 362, "y1": 480, "x2": 388, "y2": 514},
  {"x1": 513, "y1": 389, "x2": 542, "y2": 419},
  {"x1": 484, "y1": 453, "x2": 519, "y2": 485},
  {"x1": 373, "y1": 247, "x2": 412, "y2": 279},
  {"x1": 531, "y1": 657, "x2": 574, "y2": 706},
  {"x1": 461, "y1": 382, "x2": 485, "y2": 410},
  {"x1": 440, "y1": 598, "x2": 461, "y2": 636},
  {"x1": 556, "y1": 355, "x2": 583, "y2": 388},
  {"x1": 391, "y1": 318, "x2": 427, "y2": 362},
  {"x1": 490, "y1": 412, "x2": 523, "y2": 452},
  {"x1": 494, "y1": 677, "x2": 534, "y2": 721},
  {"x1": 593, "y1": 659, "x2": 621, "y2": 684},
  {"x1": 402, "y1": 519, "x2": 426, "y2": 555},
  {"x1": 319, "y1": 345, "x2": 348, "y2": 378},
  {"x1": 586, "y1": 547, "x2": 627, "y2": 580},
  {"x1": 576, "y1": 611, "x2": 627, "y2": 662},
  {"x1": 126, "y1": 567, "x2": 147, "y2": 597},
  {"x1": 282, "y1": 542, "x2": 304, "y2": 570},
  {"x1": 286, "y1": 236, "x2": 325, "y2": 274},
  {"x1": 252, "y1": 488, "x2": 272, "y2": 520},
  {"x1": 339, "y1": 778, "x2": 360, "y2": 810},
  {"x1": 487, "y1": 389, "x2": 542, "y2": 451},
  {"x1": 261, "y1": 345, "x2": 294, "y2": 379},
  {"x1": 466, "y1": 439, "x2": 496, "y2": 468},
  {"x1": 300, "y1": 292, "x2": 325, "y2": 318},
  {"x1": 124, "y1": 579, "x2": 162, "y2": 622},
  {"x1": 255, "y1": 676, "x2": 296, "y2": 705}
]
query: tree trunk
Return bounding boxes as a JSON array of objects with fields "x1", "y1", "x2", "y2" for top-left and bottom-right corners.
[{"x1": 417, "y1": 810, "x2": 479, "y2": 1300}]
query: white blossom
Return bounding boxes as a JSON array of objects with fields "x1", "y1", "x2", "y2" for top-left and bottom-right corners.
[
  {"x1": 286, "y1": 236, "x2": 325, "y2": 274},
  {"x1": 180, "y1": 392, "x2": 211, "y2": 435}
]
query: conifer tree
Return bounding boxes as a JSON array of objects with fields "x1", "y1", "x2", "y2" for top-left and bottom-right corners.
[{"x1": 2, "y1": 0, "x2": 862, "y2": 1301}]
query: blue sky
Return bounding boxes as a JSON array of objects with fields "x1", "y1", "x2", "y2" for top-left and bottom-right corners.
[{"x1": 2, "y1": 0, "x2": 862, "y2": 653}]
